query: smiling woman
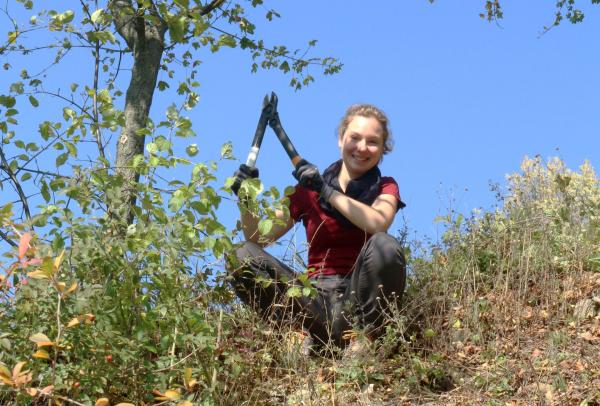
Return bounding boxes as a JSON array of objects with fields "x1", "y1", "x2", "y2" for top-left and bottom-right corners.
[{"x1": 227, "y1": 104, "x2": 407, "y2": 353}]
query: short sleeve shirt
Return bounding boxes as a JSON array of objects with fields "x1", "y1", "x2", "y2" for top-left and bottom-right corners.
[{"x1": 288, "y1": 177, "x2": 401, "y2": 278}]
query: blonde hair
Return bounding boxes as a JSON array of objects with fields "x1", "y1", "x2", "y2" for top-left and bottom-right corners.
[{"x1": 337, "y1": 104, "x2": 393, "y2": 154}]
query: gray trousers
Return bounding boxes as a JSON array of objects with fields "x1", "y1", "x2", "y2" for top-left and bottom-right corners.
[{"x1": 227, "y1": 232, "x2": 406, "y2": 348}]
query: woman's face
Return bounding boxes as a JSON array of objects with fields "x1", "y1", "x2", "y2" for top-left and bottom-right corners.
[{"x1": 338, "y1": 115, "x2": 385, "y2": 178}]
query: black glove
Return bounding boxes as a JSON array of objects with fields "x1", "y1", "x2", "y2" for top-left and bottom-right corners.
[
  {"x1": 292, "y1": 159, "x2": 335, "y2": 201},
  {"x1": 231, "y1": 164, "x2": 259, "y2": 196}
]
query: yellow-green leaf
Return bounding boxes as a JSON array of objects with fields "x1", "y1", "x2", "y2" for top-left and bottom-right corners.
[
  {"x1": 8, "y1": 31, "x2": 18, "y2": 44},
  {"x1": 54, "y1": 249, "x2": 65, "y2": 270},
  {"x1": 32, "y1": 349, "x2": 50, "y2": 359},
  {"x1": 29, "y1": 333, "x2": 54, "y2": 347},
  {"x1": 154, "y1": 389, "x2": 181, "y2": 400},
  {"x1": 0, "y1": 363, "x2": 11, "y2": 379},
  {"x1": 65, "y1": 281, "x2": 78, "y2": 295},
  {"x1": 27, "y1": 268, "x2": 51, "y2": 279}
]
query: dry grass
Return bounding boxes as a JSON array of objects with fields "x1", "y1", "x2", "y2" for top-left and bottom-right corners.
[{"x1": 215, "y1": 157, "x2": 600, "y2": 405}]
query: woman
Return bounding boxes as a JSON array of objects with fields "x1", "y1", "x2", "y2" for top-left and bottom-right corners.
[{"x1": 228, "y1": 104, "x2": 406, "y2": 350}]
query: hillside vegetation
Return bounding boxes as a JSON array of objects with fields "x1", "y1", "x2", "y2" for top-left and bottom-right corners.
[{"x1": 1, "y1": 156, "x2": 599, "y2": 405}]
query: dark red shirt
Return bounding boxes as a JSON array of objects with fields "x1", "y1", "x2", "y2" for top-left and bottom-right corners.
[{"x1": 289, "y1": 177, "x2": 401, "y2": 278}]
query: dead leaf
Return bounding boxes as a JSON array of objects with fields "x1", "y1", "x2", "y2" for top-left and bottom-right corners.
[
  {"x1": 95, "y1": 398, "x2": 110, "y2": 406},
  {"x1": 579, "y1": 331, "x2": 598, "y2": 342},
  {"x1": 531, "y1": 348, "x2": 542, "y2": 358},
  {"x1": 67, "y1": 318, "x2": 80, "y2": 328}
]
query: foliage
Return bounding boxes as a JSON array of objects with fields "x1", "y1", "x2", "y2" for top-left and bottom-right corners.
[{"x1": 0, "y1": 1, "x2": 340, "y2": 404}]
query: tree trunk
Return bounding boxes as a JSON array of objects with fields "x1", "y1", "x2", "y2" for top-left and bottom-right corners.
[{"x1": 112, "y1": 0, "x2": 167, "y2": 223}]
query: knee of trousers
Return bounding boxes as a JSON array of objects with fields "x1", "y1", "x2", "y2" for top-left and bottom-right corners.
[
  {"x1": 226, "y1": 241, "x2": 262, "y2": 272},
  {"x1": 365, "y1": 232, "x2": 406, "y2": 270},
  {"x1": 234, "y1": 241, "x2": 261, "y2": 263}
]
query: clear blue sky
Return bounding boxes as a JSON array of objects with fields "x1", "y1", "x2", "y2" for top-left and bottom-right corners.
[{"x1": 1, "y1": 1, "x2": 599, "y2": 251}]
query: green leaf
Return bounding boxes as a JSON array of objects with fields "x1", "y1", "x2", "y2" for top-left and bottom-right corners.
[
  {"x1": 220, "y1": 142, "x2": 233, "y2": 159},
  {"x1": 0, "y1": 95, "x2": 16, "y2": 108},
  {"x1": 168, "y1": 15, "x2": 187, "y2": 43},
  {"x1": 56, "y1": 152, "x2": 69, "y2": 167},
  {"x1": 424, "y1": 328, "x2": 436, "y2": 338},
  {"x1": 186, "y1": 144, "x2": 198, "y2": 157},
  {"x1": 65, "y1": 141, "x2": 77, "y2": 157},
  {"x1": 168, "y1": 194, "x2": 185, "y2": 212},
  {"x1": 174, "y1": 0, "x2": 189, "y2": 9},
  {"x1": 258, "y1": 219, "x2": 273, "y2": 236},
  {"x1": 41, "y1": 180, "x2": 50, "y2": 203},
  {"x1": 39, "y1": 121, "x2": 53, "y2": 140},
  {"x1": 217, "y1": 34, "x2": 236, "y2": 48},
  {"x1": 20, "y1": 173, "x2": 31, "y2": 182},
  {"x1": 62, "y1": 10, "x2": 75, "y2": 24},
  {"x1": 286, "y1": 286, "x2": 301, "y2": 298},
  {"x1": 193, "y1": 19, "x2": 210, "y2": 36},
  {"x1": 91, "y1": 8, "x2": 104, "y2": 23},
  {"x1": 146, "y1": 142, "x2": 158, "y2": 154},
  {"x1": 28, "y1": 95, "x2": 39, "y2": 107}
]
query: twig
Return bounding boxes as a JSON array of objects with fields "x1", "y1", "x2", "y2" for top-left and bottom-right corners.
[
  {"x1": 0, "y1": 146, "x2": 32, "y2": 222},
  {"x1": 154, "y1": 344, "x2": 204, "y2": 372},
  {"x1": 0, "y1": 229, "x2": 17, "y2": 247}
]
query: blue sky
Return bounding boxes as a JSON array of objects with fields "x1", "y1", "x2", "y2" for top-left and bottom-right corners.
[
  {"x1": 193, "y1": 1, "x2": 600, "y2": 243},
  {"x1": 1, "y1": 1, "x2": 599, "y2": 252}
]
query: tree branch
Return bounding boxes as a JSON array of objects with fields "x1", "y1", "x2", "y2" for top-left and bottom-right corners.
[
  {"x1": 197, "y1": 0, "x2": 226, "y2": 16},
  {"x1": 0, "y1": 146, "x2": 32, "y2": 222},
  {"x1": 0, "y1": 229, "x2": 18, "y2": 248}
]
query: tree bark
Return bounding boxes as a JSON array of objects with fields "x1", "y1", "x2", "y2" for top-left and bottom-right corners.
[{"x1": 112, "y1": 0, "x2": 167, "y2": 223}]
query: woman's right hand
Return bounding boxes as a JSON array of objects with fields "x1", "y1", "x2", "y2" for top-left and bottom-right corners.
[{"x1": 231, "y1": 164, "x2": 259, "y2": 196}]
